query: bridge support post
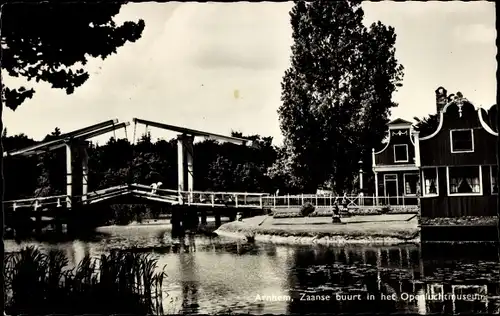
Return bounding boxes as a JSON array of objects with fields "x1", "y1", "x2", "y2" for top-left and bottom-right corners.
[
  {"x1": 66, "y1": 143, "x2": 73, "y2": 208},
  {"x1": 79, "y1": 144, "x2": 89, "y2": 201},
  {"x1": 34, "y1": 200, "x2": 42, "y2": 235},
  {"x1": 177, "y1": 134, "x2": 195, "y2": 195},
  {"x1": 214, "y1": 210, "x2": 221, "y2": 228},
  {"x1": 200, "y1": 211, "x2": 207, "y2": 225}
]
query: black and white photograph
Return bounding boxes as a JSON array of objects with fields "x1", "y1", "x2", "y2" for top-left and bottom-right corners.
[{"x1": 0, "y1": 1, "x2": 498, "y2": 315}]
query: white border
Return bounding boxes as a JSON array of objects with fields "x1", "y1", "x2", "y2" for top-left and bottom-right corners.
[
  {"x1": 478, "y1": 107, "x2": 498, "y2": 136},
  {"x1": 421, "y1": 167, "x2": 439, "y2": 197},
  {"x1": 420, "y1": 100, "x2": 498, "y2": 141},
  {"x1": 491, "y1": 165, "x2": 498, "y2": 195},
  {"x1": 403, "y1": 173, "x2": 419, "y2": 196},
  {"x1": 393, "y1": 144, "x2": 409, "y2": 163},
  {"x1": 450, "y1": 129, "x2": 474, "y2": 153},
  {"x1": 446, "y1": 165, "x2": 483, "y2": 196},
  {"x1": 383, "y1": 174, "x2": 399, "y2": 204}
]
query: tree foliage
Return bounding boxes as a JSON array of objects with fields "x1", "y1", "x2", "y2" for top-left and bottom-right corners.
[
  {"x1": 1, "y1": 3, "x2": 145, "y2": 110},
  {"x1": 272, "y1": 0, "x2": 404, "y2": 193}
]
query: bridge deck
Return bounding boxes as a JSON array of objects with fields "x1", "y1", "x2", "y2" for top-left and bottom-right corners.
[{"x1": 3, "y1": 184, "x2": 418, "y2": 211}]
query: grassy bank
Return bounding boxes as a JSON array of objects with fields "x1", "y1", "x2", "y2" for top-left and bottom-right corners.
[
  {"x1": 216, "y1": 215, "x2": 419, "y2": 245},
  {"x1": 4, "y1": 246, "x2": 167, "y2": 315}
]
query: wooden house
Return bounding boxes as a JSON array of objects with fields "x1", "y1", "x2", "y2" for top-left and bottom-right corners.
[
  {"x1": 418, "y1": 88, "x2": 498, "y2": 221},
  {"x1": 371, "y1": 118, "x2": 420, "y2": 207},
  {"x1": 372, "y1": 87, "x2": 498, "y2": 227}
]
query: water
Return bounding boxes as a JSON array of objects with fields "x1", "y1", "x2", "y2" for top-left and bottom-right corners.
[{"x1": 5, "y1": 223, "x2": 500, "y2": 315}]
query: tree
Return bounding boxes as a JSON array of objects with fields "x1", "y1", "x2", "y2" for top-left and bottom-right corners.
[
  {"x1": 0, "y1": 3, "x2": 145, "y2": 313},
  {"x1": 413, "y1": 114, "x2": 439, "y2": 138},
  {"x1": 272, "y1": 0, "x2": 404, "y2": 193}
]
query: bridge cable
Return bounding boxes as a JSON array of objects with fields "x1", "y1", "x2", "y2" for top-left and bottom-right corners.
[
  {"x1": 132, "y1": 121, "x2": 137, "y2": 145},
  {"x1": 112, "y1": 121, "x2": 117, "y2": 140}
]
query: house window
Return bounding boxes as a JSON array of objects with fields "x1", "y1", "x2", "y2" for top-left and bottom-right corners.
[
  {"x1": 491, "y1": 166, "x2": 498, "y2": 194},
  {"x1": 450, "y1": 129, "x2": 474, "y2": 153},
  {"x1": 447, "y1": 166, "x2": 482, "y2": 195},
  {"x1": 404, "y1": 174, "x2": 419, "y2": 195},
  {"x1": 422, "y1": 168, "x2": 438, "y2": 196},
  {"x1": 393, "y1": 144, "x2": 408, "y2": 162}
]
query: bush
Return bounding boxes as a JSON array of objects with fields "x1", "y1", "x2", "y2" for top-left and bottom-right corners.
[
  {"x1": 4, "y1": 246, "x2": 167, "y2": 315},
  {"x1": 380, "y1": 205, "x2": 391, "y2": 214},
  {"x1": 300, "y1": 202, "x2": 315, "y2": 217}
]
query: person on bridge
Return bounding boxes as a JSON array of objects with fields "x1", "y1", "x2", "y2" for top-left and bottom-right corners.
[{"x1": 150, "y1": 182, "x2": 158, "y2": 195}]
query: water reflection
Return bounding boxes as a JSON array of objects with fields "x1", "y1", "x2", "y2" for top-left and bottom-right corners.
[{"x1": 5, "y1": 224, "x2": 499, "y2": 315}]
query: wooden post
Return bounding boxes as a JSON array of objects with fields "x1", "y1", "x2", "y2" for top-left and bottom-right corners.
[
  {"x1": 200, "y1": 210, "x2": 207, "y2": 225},
  {"x1": 259, "y1": 196, "x2": 263, "y2": 209},
  {"x1": 273, "y1": 196, "x2": 276, "y2": 208},
  {"x1": 34, "y1": 200, "x2": 42, "y2": 235},
  {"x1": 235, "y1": 195, "x2": 239, "y2": 208},
  {"x1": 301, "y1": 194, "x2": 304, "y2": 205},
  {"x1": 80, "y1": 144, "x2": 89, "y2": 201},
  {"x1": 374, "y1": 171, "x2": 379, "y2": 206},
  {"x1": 214, "y1": 210, "x2": 221, "y2": 228},
  {"x1": 12, "y1": 202, "x2": 17, "y2": 212},
  {"x1": 185, "y1": 135, "x2": 195, "y2": 192},
  {"x1": 287, "y1": 194, "x2": 290, "y2": 208},
  {"x1": 211, "y1": 194, "x2": 215, "y2": 207},
  {"x1": 177, "y1": 134, "x2": 185, "y2": 203},
  {"x1": 66, "y1": 143, "x2": 73, "y2": 208},
  {"x1": 315, "y1": 195, "x2": 318, "y2": 206}
]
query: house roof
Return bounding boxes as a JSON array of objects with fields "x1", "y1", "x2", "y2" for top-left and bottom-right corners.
[{"x1": 388, "y1": 118, "x2": 413, "y2": 125}]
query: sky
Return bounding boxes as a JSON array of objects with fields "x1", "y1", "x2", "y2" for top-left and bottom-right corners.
[{"x1": 2, "y1": 1, "x2": 497, "y2": 145}]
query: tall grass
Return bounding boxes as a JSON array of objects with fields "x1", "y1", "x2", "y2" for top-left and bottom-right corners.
[{"x1": 4, "y1": 246, "x2": 167, "y2": 315}]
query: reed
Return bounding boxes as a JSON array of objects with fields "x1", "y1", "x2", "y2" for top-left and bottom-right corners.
[{"x1": 4, "y1": 246, "x2": 167, "y2": 315}]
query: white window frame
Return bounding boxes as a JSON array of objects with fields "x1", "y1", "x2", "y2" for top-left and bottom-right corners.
[
  {"x1": 421, "y1": 167, "x2": 439, "y2": 197},
  {"x1": 446, "y1": 166, "x2": 483, "y2": 197},
  {"x1": 403, "y1": 173, "x2": 419, "y2": 196},
  {"x1": 491, "y1": 165, "x2": 498, "y2": 195},
  {"x1": 393, "y1": 144, "x2": 409, "y2": 163},
  {"x1": 383, "y1": 174, "x2": 399, "y2": 204},
  {"x1": 450, "y1": 129, "x2": 474, "y2": 153}
]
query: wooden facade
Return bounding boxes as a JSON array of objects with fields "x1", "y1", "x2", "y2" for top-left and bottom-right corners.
[
  {"x1": 372, "y1": 118, "x2": 420, "y2": 206},
  {"x1": 372, "y1": 87, "x2": 498, "y2": 220}
]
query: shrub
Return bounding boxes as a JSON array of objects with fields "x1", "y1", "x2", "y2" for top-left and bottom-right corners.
[
  {"x1": 4, "y1": 246, "x2": 167, "y2": 315},
  {"x1": 380, "y1": 205, "x2": 391, "y2": 214},
  {"x1": 300, "y1": 202, "x2": 315, "y2": 217}
]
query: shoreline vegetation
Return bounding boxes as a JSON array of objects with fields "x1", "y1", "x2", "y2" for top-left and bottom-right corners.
[{"x1": 4, "y1": 246, "x2": 167, "y2": 316}]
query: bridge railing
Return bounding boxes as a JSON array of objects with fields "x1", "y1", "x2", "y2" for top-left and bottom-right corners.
[
  {"x1": 261, "y1": 194, "x2": 419, "y2": 208},
  {"x1": 3, "y1": 195, "x2": 70, "y2": 210},
  {"x1": 179, "y1": 190, "x2": 269, "y2": 208},
  {"x1": 129, "y1": 184, "x2": 270, "y2": 208}
]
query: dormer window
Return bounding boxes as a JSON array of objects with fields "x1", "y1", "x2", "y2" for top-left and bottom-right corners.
[
  {"x1": 450, "y1": 129, "x2": 474, "y2": 153},
  {"x1": 393, "y1": 144, "x2": 408, "y2": 163}
]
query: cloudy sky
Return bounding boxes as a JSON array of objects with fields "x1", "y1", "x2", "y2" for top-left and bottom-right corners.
[{"x1": 2, "y1": 1, "x2": 496, "y2": 145}]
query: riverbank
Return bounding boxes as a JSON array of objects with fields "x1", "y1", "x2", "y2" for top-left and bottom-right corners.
[{"x1": 215, "y1": 214, "x2": 419, "y2": 245}]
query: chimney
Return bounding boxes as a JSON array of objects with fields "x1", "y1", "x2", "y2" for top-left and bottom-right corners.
[{"x1": 435, "y1": 86, "x2": 447, "y2": 113}]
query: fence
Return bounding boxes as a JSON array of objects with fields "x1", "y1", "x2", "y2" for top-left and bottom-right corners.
[{"x1": 262, "y1": 194, "x2": 419, "y2": 209}]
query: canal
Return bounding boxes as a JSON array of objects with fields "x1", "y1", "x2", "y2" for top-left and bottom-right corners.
[{"x1": 5, "y1": 221, "x2": 500, "y2": 315}]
